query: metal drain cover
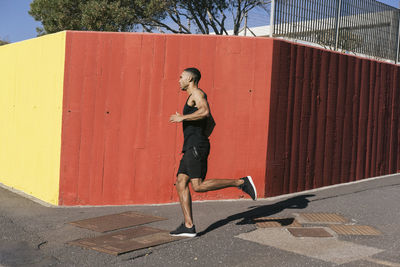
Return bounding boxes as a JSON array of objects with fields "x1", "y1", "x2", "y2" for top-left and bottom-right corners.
[
  {"x1": 69, "y1": 211, "x2": 167, "y2": 232},
  {"x1": 295, "y1": 213, "x2": 348, "y2": 224},
  {"x1": 68, "y1": 226, "x2": 186, "y2": 255},
  {"x1": 329, "y1": 225, "x2": 382, "y2": 236},
  {"x1": 253, "y1": 217, "x2": 302, "y2": 228},
  {"x1": 287, "y1": 227, "x2": 334, "y2": 237}
]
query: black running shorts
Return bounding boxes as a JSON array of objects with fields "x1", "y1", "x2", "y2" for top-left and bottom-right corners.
[{"x1": 177, "y1": 145, "x2": 210, "y2": 179}]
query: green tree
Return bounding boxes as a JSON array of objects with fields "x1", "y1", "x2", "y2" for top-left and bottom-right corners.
[
  {"x1": 29, "y1": 0, "x2": 269, "y2": 35},
  {"x1": 29, "y1": 0, "x2": 147, "y2": 34},
  {"x1": 0, "y1": 39, "x2": 10, "y2": 46}
]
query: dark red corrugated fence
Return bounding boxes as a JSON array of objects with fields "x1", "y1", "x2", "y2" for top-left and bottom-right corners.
[{"x1": 266, "y1": 40, "x2": 400, "y2": 197}]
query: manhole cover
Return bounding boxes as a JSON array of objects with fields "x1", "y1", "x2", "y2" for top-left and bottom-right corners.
[
  {"x1": 329, "y1": 225, "x2": 382, "y2": 236},
  {"x1": 68, "y1": 226, "x2": 186, "y2": 255},
  {"x1": 253, "y1": 217, "x2": 302, "y2": 228},
  {"x1": 287, "y1": 227, "x2": 334, "y2": 237},
  {"x1": 69, "y1": 211, "x2": 167, "y2": 232},
  {"x1": 296, "y1": 213, "x2": 348, "y2": 224}
]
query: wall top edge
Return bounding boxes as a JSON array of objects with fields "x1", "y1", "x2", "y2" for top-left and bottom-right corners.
[
  {"x1": 0, "y1": 31, "x2": 67, "y2": 48},
  {"x1": 64, "y1": 30, "x2": 274, "y2": 41}
]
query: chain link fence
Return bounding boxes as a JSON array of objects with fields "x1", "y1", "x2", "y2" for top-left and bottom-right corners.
[{"x1": 270, "y1": 0, "x2": 400, "y2": 63}]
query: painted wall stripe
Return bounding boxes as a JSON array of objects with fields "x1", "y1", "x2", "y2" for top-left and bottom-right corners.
[{"x1": 0, "y1": 32, "x2": 66, "y2": 205}]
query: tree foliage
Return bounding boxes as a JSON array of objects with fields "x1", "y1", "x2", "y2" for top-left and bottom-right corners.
[
  {"x1": 29, "y1": 0, "x2": 269, "y2": 36},
  {"x1": 29, "y1": 0, "x2": 165, "y2": 34},
  {"x1": 0, "y1": 39, "x2": 10, "y2": 46}
]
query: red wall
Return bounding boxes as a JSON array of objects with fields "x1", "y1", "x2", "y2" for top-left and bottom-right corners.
[
  {"x1": 59, "y1": 31, "x2": 274, "y2": 205},
  {"x1": 266, "y1": 40, "x2": 400, "y2": 196}
]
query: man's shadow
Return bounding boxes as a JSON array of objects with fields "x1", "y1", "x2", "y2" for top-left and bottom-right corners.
[{"x1": 197, "y1": 194, "x2": 314, "y2": 236}]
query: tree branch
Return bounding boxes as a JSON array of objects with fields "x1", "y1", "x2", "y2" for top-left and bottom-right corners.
[
  {"x1": 206, "y1": 8, "x2": 222, "y2": 34},
  {"x1": 141, "y1": 24, "x2": 153, "y2": 33},
  {"x1": 192, "y1": 2, "x2": 211, "y2": 34},
  {"x1": 167, "y1": 9, "x2": 191, "y2": 33},
  {"x1": 185, "y1": 1, "x2": 207, "y2": 34},
  {"x1": 144, "y1": 18, "x2": 181, "y2": 33},
  {"x1": 233, "y1": 0, "x2": 243, "y2": 35},
  {"x1": 216, "y1": 6, "x2": 228, "y2": 35}
]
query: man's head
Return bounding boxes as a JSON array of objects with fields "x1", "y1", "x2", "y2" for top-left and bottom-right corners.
[{"x1": 179, "y1": 67, "x2": 201, "y2": 90}]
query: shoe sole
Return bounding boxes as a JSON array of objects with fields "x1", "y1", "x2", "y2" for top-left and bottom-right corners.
[
  {"x1": 247, "y1": 175, "x2": 257, "y2": 200},
  {"x1": 170, "y1": 233, "x2": 197, "y2": 237}
]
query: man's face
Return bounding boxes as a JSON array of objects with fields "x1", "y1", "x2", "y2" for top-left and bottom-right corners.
[{"x1": 179, "y1": 71, "x2": 191, "y2": 90}]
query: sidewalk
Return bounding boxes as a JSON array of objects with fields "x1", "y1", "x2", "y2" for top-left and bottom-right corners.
[{"x1": 0, "y1": 174, "x2": 399, "y2": 267}]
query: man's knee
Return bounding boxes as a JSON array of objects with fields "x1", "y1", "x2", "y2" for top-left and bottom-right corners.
[{"x1": 176, "y1": 174, "x2": 189, "y2": 189}]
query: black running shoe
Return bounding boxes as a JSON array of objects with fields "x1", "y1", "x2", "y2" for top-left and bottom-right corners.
[
  {"x1": 170, "y1": 223, "x2": 197, "y2": 237},
  {"x1": 240, "y1": 176, "x2": 257, "y2": 200}
]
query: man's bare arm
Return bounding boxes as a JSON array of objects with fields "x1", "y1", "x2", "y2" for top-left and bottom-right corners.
[{"x1": 170, "y1": 91, "x2": 210, "y2": 123}]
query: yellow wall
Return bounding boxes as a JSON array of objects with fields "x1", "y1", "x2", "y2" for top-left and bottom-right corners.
[{"x1": 0, "y1": 32, "x2": 66, "y2": 205}]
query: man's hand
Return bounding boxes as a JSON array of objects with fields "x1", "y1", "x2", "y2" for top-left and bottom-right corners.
[{"x1": 170, "y1": 112, "x2": 184, "y2": 123}]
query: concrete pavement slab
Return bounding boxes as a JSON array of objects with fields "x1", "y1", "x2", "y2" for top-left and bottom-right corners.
[{"x1": 236, "y1": 227, "x2": 383, "y2": 264}]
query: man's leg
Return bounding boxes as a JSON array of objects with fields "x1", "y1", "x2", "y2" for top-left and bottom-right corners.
[
  {"x1": 172, "y1": 174, "x2": 257, "y2": 237},
  {"x1": 191, "y1": 177, "x2": 257, "y2": 200},
  {"x1": 175, "y1": 173, "x2": 194, "y2": 227},
  {"x1": 190, "y1": 178, "x2": 243, "y2": 193}
]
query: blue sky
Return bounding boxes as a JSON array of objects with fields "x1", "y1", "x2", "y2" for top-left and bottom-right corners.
[
  {"x1": 0, "y1": 0, "x2": 399, "y2": 43},
  {"x1": 0, "y1": 0, "x2": 41, "y2": 42}
]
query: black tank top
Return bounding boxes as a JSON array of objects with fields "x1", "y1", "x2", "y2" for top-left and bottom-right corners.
[{"x1": 182, "y1": 92, "x2": 209, "y2": 152}]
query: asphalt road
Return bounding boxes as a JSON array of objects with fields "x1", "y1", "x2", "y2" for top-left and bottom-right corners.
[{"x1": 0, "y1": 174, "x2": 399, "y2": 267}]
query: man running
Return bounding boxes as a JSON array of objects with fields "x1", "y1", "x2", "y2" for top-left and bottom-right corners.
[{"x1": 169, "y1": 67, "x2": 257, "y2": 237}]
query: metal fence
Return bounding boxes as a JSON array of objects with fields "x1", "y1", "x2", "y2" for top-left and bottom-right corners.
[{"x1": 270, "y1": 0, "x2": 400, "y2": 63}]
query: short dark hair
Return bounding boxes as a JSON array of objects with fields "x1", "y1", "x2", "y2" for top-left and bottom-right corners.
[{"x1": 184, "y1": 67, "x2": 201, "y2": 85}]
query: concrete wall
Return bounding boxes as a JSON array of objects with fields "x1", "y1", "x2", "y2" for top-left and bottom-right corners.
[
  {"x1": 58, "y1": 31, "x2": 274, "y2": 205},
  {"x1": 1, "y1": 31, "x2": 398, "y2": 206},
  {"x1": 0, "y1": 32, "x2": 66, "y2": 205}
]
